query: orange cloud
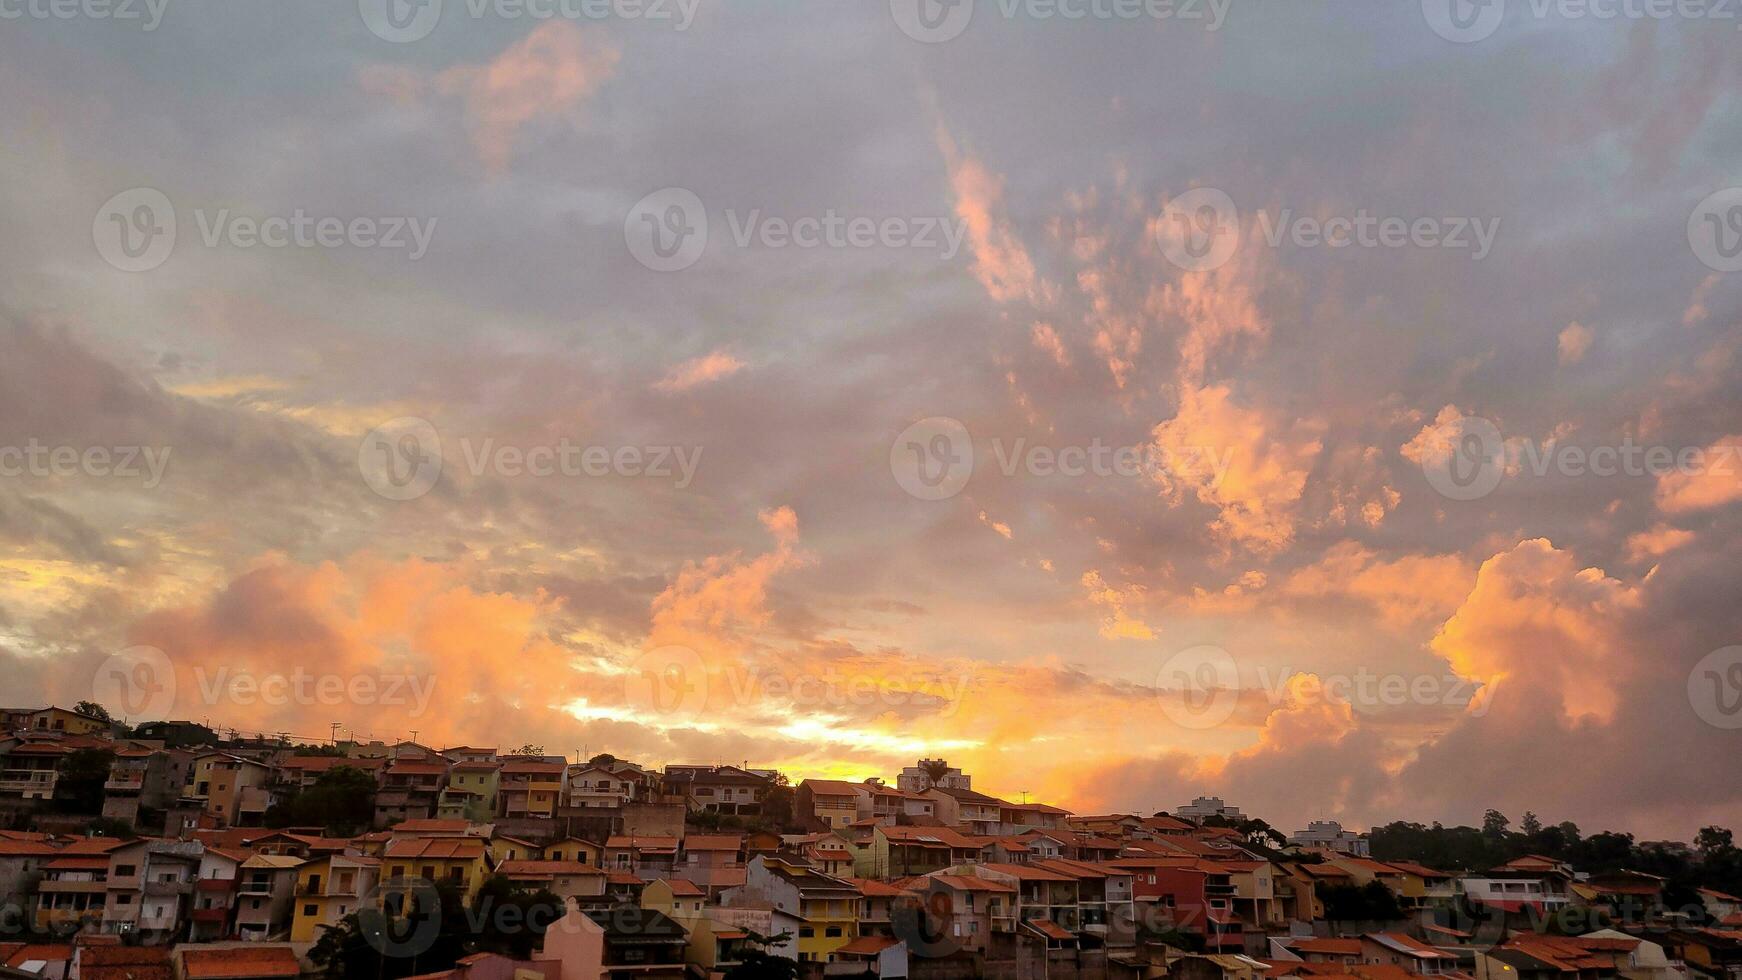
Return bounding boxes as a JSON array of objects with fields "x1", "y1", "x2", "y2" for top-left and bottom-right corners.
[
  {"x1": 1558, "y1": 322, "x2": 1593, "y2": 365},
  {"x1": 654, "y1": 351, "x2": 746, "y2": 393},
  {"x1": 1431, "y1": 539, "x2": 1640, "y2": 724},
  {"x1": 1624, "y1": 523, "x2": 1695, "y2": 562},
  {"x1": 937, "y1": 126, "x2": 1046, "y2": 306},
  {"x1": 1654, "y1": 434, "x2": 1742, "y2": 513},
  {"x1": 437, "y1": 22, "x2": 619, "y2": 174},
  {"x1": 1280, "y1": 542, "x2": 1474, "y2": 628}
]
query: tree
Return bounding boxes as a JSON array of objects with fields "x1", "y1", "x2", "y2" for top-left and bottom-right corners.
[
  {"x1": 513, "y1": 744, "x2": 544, "y2": 757},
  {"x1": 267, "y1": 766, "x2": 376, "y2": 834},
  {"x1": 51, "y1": 748, "x2": 115, "y2": 815},
  {"x1": 1521, "y1": 811, "x2": 1542, "y2": 836},
  {"x1": 724, "y1": 952, "x2": 800, "y2": 979},
  {"x1": 74, "y1": 701, "x2": 113, "y2": 723},
  {"x1": 1697, "y1": 826, "x2": 1734, "y2": 856},
  {"x1": 1482, "y1": 809, "x2": 1510, "y2": 839}
]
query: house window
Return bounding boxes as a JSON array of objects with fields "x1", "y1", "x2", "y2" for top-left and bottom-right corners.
[
  {"x1": 303, "y1": 904, "x2": 318, "y2": 916},
  {"x1": 825, "y1": 926, "x2": 843, "y2": 938},
  {"x1": 800, "y1": 927, "x2": 815, "y2": 938}
]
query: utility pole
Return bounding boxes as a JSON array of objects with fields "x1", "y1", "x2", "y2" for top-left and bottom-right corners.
[{"x1": 330, "y1": 722, "x2": 340, "y2": 746}]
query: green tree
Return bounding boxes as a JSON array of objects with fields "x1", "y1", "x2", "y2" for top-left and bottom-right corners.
[
  {"x1": 723, "y1": 951, "x2": 801, "y2": 979},
  {"x1": 1521, "y1": 811, "x2": 1542, "y2": 836},
  {"x1": 74, "y1": 701, "x2": 112, "y2": 723},
  {"x1": 1482, "y1": 809, "x2": 1510, "y2": 839},
  {"x1": 1696, "y1": 826, "x2": 1734, "y2": 855},
  {"x1": 51, "y1": 748, "x2": 115, "y2": 815},
  {"x1": 267, "y1": 766, "x2": 377, "y2": 834}
]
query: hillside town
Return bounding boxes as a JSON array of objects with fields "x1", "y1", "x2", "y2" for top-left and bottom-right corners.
[{"x1": 1, "y1": 705, "x2": 1740, "y2": 980}]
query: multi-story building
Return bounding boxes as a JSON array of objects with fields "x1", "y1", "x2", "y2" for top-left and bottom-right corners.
[
  {"x1": 605, "y1": 836, "x2": 681, "y2": 880},
  {"x1": 374, "y1": 757, "x2": 451, "y2": 827},
  {"x1": 496, "y1": 860, "x2": 607, "y2": 902},
  {"x1": 0, "y1": 740, "x2": 66, "y2": 802},
  {"x1": 289, "y1": 854, "x2": 381, "y2": 942},
  {"x1": 663, "y1": 765, "x2": 771, "y2": 816},
  {"x1": 440, "y1": 760, "x2": 500, "y2": 821},
  {"x1": 796, "y1": 779, "x2": 862, "y2": 830},
  {"x1": 678, "y1": 834, "x2": 747, "y2": 891},
  {"x1": 235, "y1": 854, "x2": 303, "y2": 940},
  {"x1": 566, "y1": 764, "x2": 637, "y2": 809},
  {"x1": 896, "y1": 758, "x2": 971, "y2": 794},
  {"x1": 103, "y1": 838, "x2": 204, "y2": 941},
  {"x1": 853, "y1": 825, "x2": 983, "y2": 878},
  {"x1": 184, "y1": 753, "x2": 276, "y2": 827},
  {"x1": 925, "y1": 786, "x2": 1006, "y2": 836},
  {"x1": 1174, "y1": 796, "x2": 1245, "y2": 824},
  {"x1": 498, "y1": 759, "x2": 564, "y2": 820},
  {"x1": 722, "y1": 856, "x2": 860, "y2": 967},
  {"x1": 187, "y1": 846, "x2": 246, "y2": 942},
  {"x1": 1289, "y1": 819, "x2": 1370, "y2": 856},
  {"x1": 102, "y1": 747, "x2": 190, "y2": 825},
  {"x1": 381, "y1": 837, "x2": 490, "y2": 902},
  {"x1": 35, "y1": 852, "x2": 111, "y2": 933}
]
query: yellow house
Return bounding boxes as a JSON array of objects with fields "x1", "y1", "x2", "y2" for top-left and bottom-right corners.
[
  {"x1": 440, "y1": 762, "x2": 500, "y2": 821},
  {"x1": 733, "y1": 857, "x2": 859, "y2": 966},
  {"x1": 642, "y1": 877, "x2": 707, "y2": 920},
  {"x1": 290, "y1": 854, "x2": 381, "y2": 942},
  {"x1": 381, "y1": 837, "x2": 490, "y2": 903},
  {"x1": 498, "y1": 760, "x2": 564, "y2": 819},
  {"x1": 185, "y1": 753, "x2": 276, "y2": 826},
  {"x1": 488, "y1": 835, "x2": 544, "y2": 865},
  {"x1": 543, "y1": 837, "x2": 604, "y2": 866},
  {"x1": 26, "y1": 707, "x2": 109, "y2": 735}
]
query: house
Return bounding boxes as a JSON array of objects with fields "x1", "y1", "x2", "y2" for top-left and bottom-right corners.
[
  {"x1": 21, "y1": 707, "x2": 112, "y2": 736},
  {"x1": 863, "y1": 783, "x2": 937, "y2": 822},
  {"x1": 1460, "y1": 869, "x2": 1572, "y2": 916},
  {"x1": 74, "y1": 944, "x2": 173, "y2": 980},
  {"x1": 1477, "y1": 933, "x2": 1641, "y2": 980},
  {"x1": 288, "y1": 853, "x2": 381, "y2": 942},
  {"x1": 499, "y1": 759, "x2": 565, "y2": 820},
  {"x1": 1109, "y1": 858, "x2": 1242, "y2": 951},
  {"x1": 187, "y1": 846, "x2": 248, "y2": 941},
  {"x1": 1700, "y1": 888, "x2": 1742, "y2": 923},
  {"x1": 1000, "y1": 802, "x2": 1072, "y2": 835},
  {"x1": 386, "y1": 817, "x2": 479, "y2": 842},
  {"x1": 0, "y1": 741, "x2": 68, "y2": 802},
  {"x1": 830, "y1": 935, "x2": 911, "y2": 978},
  {"x1": 496, "y1": 860, "x2": 608, "y2": 901},
  {"x1": 543, "y1": 836, "x2": 605, "y2": 866},
  {"x1": 605, "y1": 836, "x2": 680, "y2": 880},
  {"x1": 585, "y1": 905, "x2": 689, "y2": 979},
  {"x1": 34, "y1": 853, "x2": 113, "y2": 933},
  {"x1": 374, "y1": 758, "x2": 451, "y2": 827},
  {"x1": 925, "y1": 786, "x2": 1007, "y2": 836},
  {"x1": 0, "y1": 836, "x2": 60, "y2": 912},
  {"x1": 848, "y1": 878, "x2": 905, "y2": 939},
  {"x1": 1362, "y1": 932, "x2": 1459, "y2": 975},
  {"x1": 672, "y1": 913, "x2": 761, "y2": 975},
  {"x1": 101, "y1": 747, "x2": 190, "y2": 824},
  {"x1": 721, "y1": 855, "x2": 860, "y2": 966},
  {"x1": 274, "y1": 755, "x2": 386, "y2": 791},
  {"x1": 854, "y1": 825, "x2": 983, "y2": 878},
  {"x1": 1663, "y1": 928, "x2": 1742, "y2": 980},
  {"x1": 642, "y1": 877, "x2": 707, "y2": 919},
  {"x1": 679, "y1": 834, "x2": 746, "y2": 890},
  {"x1": 962, "y1": 863, "x2": 1082, "y2": 937},
  {"x1": 566, "y1": 764, "x2": 636, "y2": 809},
  {"x1": 1030, "y1": 858, "x2": 1137, "y2": 946},
  {"x1": 0, "y1": 942, "x2": 73, "y2": 979},
  {"x1": 381, "y1": 837, "x2": 490, "y2": 901},
  {"x1": 1575, "y1": 871, "x2": 1667, "y2": 922},
  {"x1": 488, "y1": 834, "x2": 544, "y2": 864},
  {"x1": 1284, "y1": 937, "x2": 1364, "y2": 967},
  {"x1": 908, "y1": 872, "x2": 1019, "y2": 955},
  {"x1": 234, "y1": 854, "x2": 303, "y2": 940},
  {"x1": 184, "y1": 753, "x2": 277, "y2": 827},
  {"x1": 102, "y1": 838, "x2": 205, "y2": 941},
  {"x1": 663, "y1": 765, "x2": 773, "y2": 816},
  {"x1": 797, "y1": 779, "x2": 863, "y2": 830},
  {"x1": 439, "y1": 761, "x2": 500, "y2": 821},
  {"x1": 179, "y1": 945, "x2": 301, "y2": 980},
  {"x1": 1383, "y1": 861, "x2": 1457, "y2": 910}
]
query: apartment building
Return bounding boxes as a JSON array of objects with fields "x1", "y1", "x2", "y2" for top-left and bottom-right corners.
[
  {"x1": 235, "y1": 853, "x2": 302, "y2": 940},
  {"x1": 289, "y1": 853, "x2": 381, "y2": 942},
  {"x1": 723, "y1": 856, "x2": 861, "y2": 966}
]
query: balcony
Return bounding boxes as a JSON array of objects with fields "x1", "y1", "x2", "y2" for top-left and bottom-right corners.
[
  {"x1": 192, "y1": 907, "x2": 229, "y2": 923},
  {"x1": 145, "y1": 879, "x2": 192, "y2": 896},
  {"x1": 105, "y1": 775, "x2": 145, "y2": 792},
  {"x1": 992, "y1": 916, "x2": 1017, "y2": 933},
  {"x1": 240, "y1": 880, "x2": 274, "y2": 895},
  {"x1": 41, "y1": 879, "x2": 108, "y2": 893},
  {"x1": 0, "y1": 771, "x2": 57, "y2": 792}
]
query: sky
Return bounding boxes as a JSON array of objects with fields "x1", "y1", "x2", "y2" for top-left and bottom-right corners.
[{"x1": 1, "y1": 0, "x2": 1740, "y2": 840}]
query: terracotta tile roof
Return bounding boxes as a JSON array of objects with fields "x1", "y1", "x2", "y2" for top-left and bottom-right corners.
[
  {"x1": 836, "y1": 935, "x2": 902, "y2": 955},
  {"x1": 78, "y1": 945, "x2": 172, "y2": 980},
  {"x1": 922, "y1": 874, "x2": 1016, "y2": 893},
  {"x1": 977, "y1": 862, "x2": 1076, "y2": 882},
  {"x1": 181, "y1": 946, "x2": 301, "y2": 979},
  {"x1": 606, "y1": 835, "x2": 679, "y2": 851},
  {"x1": 682, "y1": 835, "x2": 744, "y2": 851},
  {"x1": 383, "y1": 838, "x2": 485, "y2": 859},
  {"x1": 1023, "y1": 919, "x2": 1077, "y2": 941},
  {"x1": 845, "y1": 877, "x2": 906, "y2": 897},
  {"x1": 660, "y1": 878, "x2": 705, "y2": 897},
  {"x1": 391, "y1": 819, "x2": 473, "y2": 834},
  {"x1": 800, "y1": 779, "x2": 864, "y2": 797},
  {"x1": 0, "y1": 839, "x2": 57, "y2": 856},
  {"x1": 497, "y1": 860, "x2": 603, "y2": 876},
  {"x1": 1290, "y1": 938, "x2": 1363, "y2": 956},
  {"x1": 2, "y1": 944, "x2": 72, "y2": 969}
]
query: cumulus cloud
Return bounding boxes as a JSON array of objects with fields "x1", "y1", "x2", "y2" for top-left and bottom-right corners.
[{"x1": 653, "y1": 351, "x2": 746, "y2": 393}]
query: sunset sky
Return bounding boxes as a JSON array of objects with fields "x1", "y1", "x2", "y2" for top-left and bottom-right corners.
[{"x1": 2, "y1": 1, "x2": 1739, "y2": 840}]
